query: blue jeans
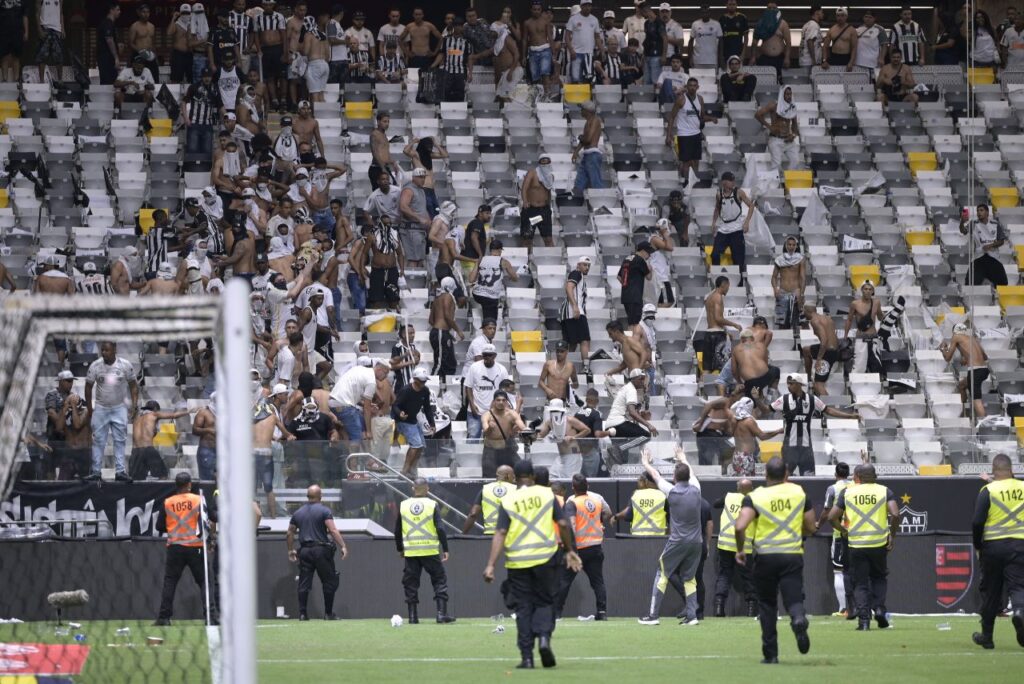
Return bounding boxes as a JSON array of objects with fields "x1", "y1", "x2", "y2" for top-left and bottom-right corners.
[
  {"x1": 346, "y1": 272, "x2": 366, "y2": 313},
  {"x1": 338, "y1": 406, "x2": 365, "y2": 443},
  {"x1": 574, "y1": 152, "x2": 604, "y2": 194},
  {"x1": 91, "y1": 404, "x2": 128, "y2": 475},
  {"x1": 570, "y1": 53, "x2": 593, "y2": 83},
  {"x1": 529, "y1": 46, "x2": 552, "y2": 82},
  {"x1": 647, "y1": 366, "x2": 659, "y2": 396},
  {"x1": 332, "y1": 287, "x2": 343, "y2": 330},
  {"x1": 467, "y1": 412, "x2": 482, "y2": 440},
  {"x1": 645, "y1": 56, "x2": 663, "y2": 85},
  {"x1": 197, "y1": 445, "x2": 217, "y2": 480},
  {"x1": 313, "y1": 207, "x2": 334, "y2": 237},
  {"x1": 191, "y1": 54, "x2": 208, "y2": 84},
  {"x1": 186, "y1": 125, "x2": 214, "y2": 156}
]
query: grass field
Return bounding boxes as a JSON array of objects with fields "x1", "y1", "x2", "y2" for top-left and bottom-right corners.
[{"x1": 3, "y1": 615, "x2": 1021, "y2": 683}]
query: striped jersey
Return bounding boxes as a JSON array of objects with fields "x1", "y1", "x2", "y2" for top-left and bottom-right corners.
[
  {"x1": 559, "y1": 269, "x2": 587, "y2": 320},
  {"x1": 890, "y1": 20, "x2": 925, "y2": 64},
  {"x1": 254, "y1": 10, "x2": 286, "y2": 34},
  {"x1": 439, "y1": 35, "x2": 469, "y2": 74},
  {"x1": 77, "y1": 273, "x2": 113, "y2": 295},
  {"x1": 143, "y1": 225, "x2": 173, "y2": 274},
  {"x1": 185, "y1": 81, "x2": 222, "y2": 126},
  {"x1": 229, "y1": 10, "x2": 254, "y2": 51},
  {"x1": 377, "y1": 53, "x2": 406, "y2": 78}
]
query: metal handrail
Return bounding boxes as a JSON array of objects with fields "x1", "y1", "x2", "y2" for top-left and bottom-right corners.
[{"x1": 344, "y1": 452, "x2": 482, "y2": 534}]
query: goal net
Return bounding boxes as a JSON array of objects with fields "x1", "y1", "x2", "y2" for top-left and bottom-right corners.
[{"x1": 0, "y1": 282, "x2": 253, "y2": 683}]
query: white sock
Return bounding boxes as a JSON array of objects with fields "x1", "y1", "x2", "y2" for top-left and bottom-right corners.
[{"x1": 833, "y1": 573, "x2": 846, "y2": 611}]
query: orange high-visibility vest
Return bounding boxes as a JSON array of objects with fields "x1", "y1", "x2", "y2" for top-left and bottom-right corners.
[
  {"x1": 571, "y1": 493, "x2": 605, "y2": 548},
  {"x1": 554, "y1": 493, "x2": 565, "y2": 547},
  {"x1": 165, "y1": 493, "x2": 203, "y2": 548}
]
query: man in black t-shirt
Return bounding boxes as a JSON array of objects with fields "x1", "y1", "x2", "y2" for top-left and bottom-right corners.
[
  {"x1": 620, "y1": 241, "x2": 652, "y2": 325},
  {"x1": 0, "y1": 0, "x2": 28, "y2": 82},
  {"x1": 286, "y1": 400, "x2": 340, "y2": 486},
  {"x1": 574, "y1": 388, "x2": 606, "y2": 477},
  {"x1": 209, "y1": 9, "x2": 239, "y2": 68},
  {"x1": 462, "y1": 205, "x2": 490, "y2": 261},
  {"x1": 287, "y1": 484, "x2": 349, "y2": 620},
  {"x1": 719, "y1": 0, "x2": 750, "y2": 65},
  {"x1": 642, "y1": 6, "x2": 666, "y2": 86},
  {"x1": 96, "y1": 3, "x2": 122, "y2": 85}
]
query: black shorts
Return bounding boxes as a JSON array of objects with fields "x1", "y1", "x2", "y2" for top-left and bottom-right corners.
[
  {"x1": 658, "y1": 281, "x2": 675, "y2": 305},
  {"x1": 520, "y1": 205, "x2": 553, "y2": 239},
  {"x1": 676, "y1": 134, "x2": 703, "y2": 163},
  {"x1": 369, "y1": 266, "x2": 400, "y2": 305},
  {"x1": 831, "y1": 536, "x2": 850, "y2": 570},
  {"x1": 170, "y1": 49, "x2": 192, "y2": 82},
  {"x1": 36, "y1": 29, "x2": 66, "y2": 64},
  {"x1": 744, "y1": 366, "x2": 780, "y2": 397},
  {"x1": 809, "y1": 345, "x2": 839, "y2": 383},
  {"x1": 262, "y1": 44, "x2": 286, "y2": 79},
  {"x1": 434, "y1": 263, "x2": 465, "y2": 301},
  {"x1": 0, "y1": 14, "x2": 24, "y2": 57},
  {"x1": 966, "y1": 367, "x2": 990, "y2": 401},
  {"x1": 560, "y1": 315, "x2": 591, "y2": 345},
  {"x1": 828, "y1": 52, "x2": 851, "y2": 67}
]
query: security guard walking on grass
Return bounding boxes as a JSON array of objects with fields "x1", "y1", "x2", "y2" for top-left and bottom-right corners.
[
  {"x1": 395, "y1": 478, "x2": 456, "y2": 625},
  {"x1": 970, "y1": 453, "x2": 1024, "y2": 649},
  {"x1": 555, "y1": 473, "x2": 612, "y2": 620},
  {"x1": 713, "y1": 478, "x2": 756, "y2": 617},
  {"x1": 484, "y1": 460, "x2": 582, "y2": 670},
  {"x1": 155, "y1": 472, "x2": 217, "y2": 626},
  {"x1": 612, "y1": 471, "x2": 668, "y2": 536},
  {"x1": 286, "y1": 484, "x2": 349, "y2": 621},
  {"x1": 462, "y1": 465, "x2": 515, "y2": 534},
  {"x1": 827, "y1": 464, "x2": 898, "y2": 630},
  {"x1": 735, "y1": 457, "x2": 815, "y2": 664}
]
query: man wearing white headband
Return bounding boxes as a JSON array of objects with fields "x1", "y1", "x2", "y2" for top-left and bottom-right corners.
[
  {"x1": 821, "y1": 8, "x2": 856, "y2": 71},
  {"x1": 169, "y1": 4, "x2": 195, "y2": 83},
  {"x1": 520, "y1": 154, "x2": 555, "y2": 247},
  {"x1": 755, "y1": 85, "x2": 800, "y2": 171},
  {"x1": 941, "y1": 322, "x2": 990, "y2": 419}
]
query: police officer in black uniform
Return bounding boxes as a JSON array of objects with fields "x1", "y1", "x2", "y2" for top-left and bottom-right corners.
[{"x1": 286, "y1": 484, "x2": 349, "y2": 620}]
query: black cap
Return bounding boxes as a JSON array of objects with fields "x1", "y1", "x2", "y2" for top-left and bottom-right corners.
[
  {"x1": 513, "y1": 459, "x2": 535, "y2": 478},
  {"x1": 185, "y1": 197, "x2": 200, "y2": 207},
  {"x1": 556, "y1": 340, "x2": 568, "y2": 351},
  {"x1": 721, "y1": 171, "x2": 736, "y2": 182},
  {"x1": 143, "y1": 400, "x2": 161, "y2": 412},
  {"x1": 636, "y1": 241, "x2": 654, "y2": 254},
  {"x1": 175, "y1": 471, "x2": 193, "y2": 486},
  {"x1": 489, "y1": 239, "x2": 503, "y2": 250},
  {"x1": 481, "y1": 318, "x2": 497, "y2": 327},
  {"x1": 256, "y1": 253, "x2": 269, "y2": 262},
  {"x1": 281, "y1": 116, "x2": 293, "y2": 126},
  {"x1": 315, "y1": 157, "x2": 327, "y2": 165},
  {"x1": 669, "y1": 190, "x2": 683, "y2": 199},
  {"x1": 201, "y1": 67, "x2": 212, "y2": 77}
]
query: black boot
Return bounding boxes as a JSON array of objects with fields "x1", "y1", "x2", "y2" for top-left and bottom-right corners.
[
  {"x1": 436, "y1": 599, "x2": 456, "y2": 624},
  {"x1": 517, "y1": 656, "x2": 535, "y2": 669},
  {"x1": 792, "y1": 616, "x2": 810, "y2": 654},
  {"x1": 972, "y1": 632, "x2": 995, "y2": 649},
  {"x1": 1012, "y1": 610, "x2": 1024, "y2": 647},
  {"x1": 407, "y1": 602, "x2": 419, "y2": 625},
  {"x1": 875, "y1": 610, "x2": 890, "y2": 630},
  {"x1": 746, "y1": 599, "x2": 757, "y2": 618},
  {"x1": 857, "y1": 618, "x2": 871, "y2": 631},
  {"x1": 714, "y1": 597, "x2": 726, "y2": 618},
  {"x1": 538, "y1": 635, "x2": 556, "y2": 668}
]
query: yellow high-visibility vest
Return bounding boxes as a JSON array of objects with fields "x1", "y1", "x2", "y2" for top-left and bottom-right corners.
[
  {"x1": 503, "y1": 485, "x2": 558, "y2": 569},
  {"x1": 400, "y1": 498, "x2": 440, "y2": 557},
  {"x1": 843, "y1": 483, "x2": 890, "y2": 549},
  {"x1": 982, "y1": 479, "x2": 1024, "y2": 542},
  {"x1": 480, "y1": 480, "x2": 513, "y2": 535},
  {"x1": 629, "y1": 488, "x2": 667, "y2": 536},
  {"x1": 749, "y1": 482, "x2": 806, "y2": 555},
  {"x1": 717, "y1": 491, "x2": 745, "y2": 551}
]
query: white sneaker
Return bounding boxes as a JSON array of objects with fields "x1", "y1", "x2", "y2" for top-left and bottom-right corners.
[{"x1": 679, "y1": 618, "x2": 700, "y2": 626}]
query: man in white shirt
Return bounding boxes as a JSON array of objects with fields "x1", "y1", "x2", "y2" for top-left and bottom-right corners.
[
  {"x1": 623, "y1": 0, "x2": 648, "y2": 48},
  {"x1": 377, "y1": 7, "x2": 408, "y2": 60},
  {"x1": 605, "y1": 369, "x2": 658, "y2": 460},
  {"x1": 344, "y1": 11, "x2": 376, "y2": 83},
  {"x1": 565, "y1": 0, "x2": 603, "y2": 83},
  {"x1": 327, "y1": 5, "x2": 350, "y2": 84},
  {"x1": 462, "y1": 318, "x2": 498, "y2": 377},
  {"x1": 656, "y1": 53, "x2": 688, "y2": 101},
  {"x1": 854, "y1": 10, "x2": 887, "y2": 72},
  {"x1": 85, "y1": 341, "x2": 139, "y2": 482},
  {"x1": 1002, "y1": 13, "x2": 1024, "y2": 69},
  {"x1": 463, "y1": 344, "x2": 509, "y2": 440},
  {"x1": 114, "y1": 55, "x2": 156, "y2": 111},
  {"x1": 602, "y1": 10, "x2": 626, "y2": 54},
  {"x1": 362, "y1": 171, "x2": 402, "y2": 224},
  {"x1": 330, "y1": 359, "x2": 390, "y2": 451},
  {"x1": 799, "y1": 6, "x2": 823, "y2": 67},
  {"x1": 660, "y1": 3, "x2": 686, "y2": 60},
  {"x1": 688, "y1": 5, "x2": 723, "y2": 69}
]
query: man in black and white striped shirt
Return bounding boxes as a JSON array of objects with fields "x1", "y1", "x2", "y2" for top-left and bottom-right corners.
[
  {"x1": 770, "y1": 374, "x2": 856, "y2": 476},
  {"x1": 229, "y1": 0, "x2": 259, "y2": 72},
  {"x1": 256, "y1": 0, "x2": 287, "y2": 111},
  {"x1": 138, "y1": 209, "x2": 178, "y2": 279},
  {"x1": 183, "y1": 68, "x2": 223, "y2": 155},
  {"x1": 77, "y1": 262, "x2": 114, "y2": 295},
  {"x1": 559, "y1": 256, "x2": 592, "y2": 368},
  {"x1": 376, "y1": 44, "x2": 408, "y2": 83},
  {"x1": 890, "y1": 8, "x2": 926, "y2": 66},
  {"x1": 431, "y1": 17, "x2": 476, "y2": 102}
]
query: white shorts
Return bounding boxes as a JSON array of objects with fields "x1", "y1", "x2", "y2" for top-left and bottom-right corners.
[{"x1": 305, "y1": 59, "x2": 329, "y2": 93}]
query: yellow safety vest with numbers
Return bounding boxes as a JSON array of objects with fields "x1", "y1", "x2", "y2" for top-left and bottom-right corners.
[
  {"x1": 830, "y1": 480, "x2": 850, "y2": 539},
  {"x1": 718, "y1": 491, "x2": 746, "y2": 552},
  {"x1": 400, "y1": 498, "x2": 440, "y2": 557},
  {"x1": 503, "y1": 485, "x2": 559, "y2": 569},
  {"x1": 749, "y1": 482, "x2": 806, "y2": 555},
  {"x1": 630, "y1": 488, "x2": 667, "y2": 536},
  {"x1": 843, "y1": 483, "x2": 890, "y2": 549},
  {"x1": 983, "y1": 479, "x2": 1024, "y2": 542},
  {"x1": 481, "y1": 480, "x2": 513, "y2": 535}
]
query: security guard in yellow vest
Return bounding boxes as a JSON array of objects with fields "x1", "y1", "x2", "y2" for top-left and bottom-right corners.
[
  {"x1": 462, "y1": 465, "x2": 515, "y2": 534},
  {"x1": 156, "y1": 472, "x2": 216, "y2": 626},
  {"x1": 612, "y1": 471, "x2": 668, "y2": 536},
  {"x1": 483, "y1": 460, "x2": 582, "y2": 670},
  {"x1": 735, "y1": 457, "x2": 816, "y2": 664},
  {"x1": 555, "y1": 474, "x2": 612, "y2": 620},
  {"x1": 713, "y1": 478, "x2": 755, "y2": 617},
  {"x1": 828, "y1": 464, "x2": 898, "y2": 631},
  {"x1": 394, "y1": 478, "x2": 455, "y2": 625},
  {"x1": 816, "y1": 462, "x2": 855, "y2": 618},
  {"x1": 970, "y1": 453, "x2": 1024, "y2": 649}
]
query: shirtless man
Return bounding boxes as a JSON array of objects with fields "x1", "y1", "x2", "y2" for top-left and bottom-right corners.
[
  {"x1": 844, "y1": 281, "x2": 882, "y2": 374},
  {"x1": 236, "y1": 83, "x2": 263, "y2": 136},
  {"x1": 406, "y1": 7, "x2": 441, "y2": 71},
  {"x1": 369, "y1": 367, "x2": 395, "y2": 466},
  {"x1": 572, "y1": 101, "x2": 605, "y2": 197},
  {"x1": 729, "y1": 396, "x2": 782, "y2": 477},
  {"x1": 128, "y1": 4, "x2": 158, "y2": 78},
  {"x1": 253, "y1": 395, "x2": 295, "y2": 517},
  {"x1": 369, "y1": 112, "x2": 398, "y2": 190},
  {"x1": 750, "y1": 1, "x2": 790, "y2": 76},
  {"x1": 259, "y1": 0, "x2": 288, "y2": 111},
  {"x1": 110, "y1": 247, "x2": 143, "y2": 295},
  {"x1": 481, "y1": 391, "x2": 526, "y2": 478},
  {"x1": 139, "y1": 262, "x2": 185, "y2": 296},
  {"x1": 941, "y1": 323, "x2": 991, "y2": 419},
  {"x1": 605, "y1": 320, "x2": 645, "y2": 375},
  {"x1": 492, "y1": 17, "x2": 522, "y2": 101},
  {"x1": 731, "y1": 328, "x2": 779, "y2": 399},
  {"x1": 303, "y1": 13, "x2": 331, "y2": 103},
  {"x1": 522, "y1": 1, "x2": 555, "y2": 95},
  {"x1": 292, "y1": 100, "x2": 325, "y2": 155},
  {"x1": 33, "y1": 257, "x2": 75, "y2": 295},
  {"x1": 692, "y1": 385, "x2": 741, "y2": 466},
  {"x1": 520, "y1": 154, "x2": 554, "y2": 248},
  {"x1": 802, "y1": 303, "x2": 840, "y2": 396},
  {"x1": 283, "y1": 371, "x2": 336, "y2": 424},
  {"x1": 168, "y1": 6, "x2": 193, "y2": 84},
  {"x1": 130, "y1": 401, "x2": 189, "y2": 480},
  {"x1": 875, "y1": 50, "x2": 918, "y2": 106},
  {"x1": 367, "y1": 218, "x2": 406, "y2": 311},
  {"x1": 215, "y1": 218, "x2": 257, "y2": 283},
  {"x1": 0, "y1": 260, "x2": 16, "y2": 293},
  {"x1": 703, "y1": 276, "x2": 743, "y2": 373},
  {"x1": 191, "y1": 398, "x2": 217, "y2": 480},
  {"x1": 285, "y1": 2, "x2": 309, "y2": 108},
  {"x1": 755, "y1": 86, "x2": 800, "y2": 172},
  {"x1": 771, "y1": 235, "x2": 806, "y2": 328},
  {"x1": 347, "y1": 224, "x2": 372, "y2": 313},
  {"x1": 821, "y1": 7, "x2": 857, "y2": 71},
  {"x1": 539, "y1": 341, "x2": 579, "y2": 401},
  {"x1": 429, "y1": 277, "x2": 464, "y2": 378},
  {"x1": 57, "y1": 392, "x2": 92, "y2": 480}
]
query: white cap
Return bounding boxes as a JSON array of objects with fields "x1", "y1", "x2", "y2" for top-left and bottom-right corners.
[
  {"x1": 82, "y1": 261, "x2": 97, "y2": 273},
  {"x1": 57, "y1": 370, "x2": 74, "y2": 381},
  {"x1": 577, "y1": 255, "x2": 592, "y2": 265},
  {"x1": 357, "y1": 355, "x2": 372, "y2": 367},
  {"x1": 787, "y1": 373, "x2": 808, "y2": 386},
  {"x1": 305, "y1": 285, "x2": 323, "y2": 299},
  {"x1": 481, "y1": 343, "x2": 497, "y2": 355},
  {"x1": 440, "y1": 277, "x2": 457, "y2": 293},
  {"x1": 580, "y1": 0, "x2": 592, "y2": 4},
  {"x1": 295, "y1": 167, "x2": 310, "y2": 177},
  {"x1": 642, "y1": 303, "x2": 657, "y2": 316},
  {"x1": 952, "y1": 322, "x2": 969, "y2": 335},
  {"x1": 224, "y1": 112, "x2": 237, "y2": 121},
  {"x1": 628, "y1": 368, "x2": 645, "y2": 380},
  {"x1": 242, "y1": 187, "x2": 256, "y2": 197},
  {"x1": 180, "y1": 3, "x2": 192, "y2": 12},
  {"x1": 656, "y1": 218, "x2": 671, "y2": 230},
  {"x1": 603, "y1": 10, "x2": 615, "y2": 18},
  {"x1": 548, "y1": 398, "x2": 566, "y2": 412},
  {"x1": 659, "y1": 2, "x2": 672, "y2": 10},
  {"x1": 270, "y1": 383, "x2": 289, "y2": 396},
  {"x1": 412, "y1": 367, "x2": 430, "y2": 381}
]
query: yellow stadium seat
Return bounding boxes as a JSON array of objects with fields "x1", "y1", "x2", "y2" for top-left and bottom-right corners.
[
  {"x1": 511, "y1": 331, "x2": 543, "y2": 353},
  {"x1": 147, "y1": 118, "x2": 173, "y2": 138},
  {"x1": 989, "y1": 187, "x2": 1019, "y2": 209},
  {"x1": 703, "y1": 245, "x2": 732, "y2": 266},
  {"x1": 905, "y1": 231, "x2": 934, "y2": 247},
  {"x1": 934, "y1": 306, "x2": 965, "y2": 325},
  {"x1": 138, "y1": 208, "x2": 157, "y2": 234},
  {"x1": 345, "y1": 101, "x2": 373, "y2": 119},
  {"x1": 759, "y1": 441, "x2": 782, "y2": 463},
  {"x1": 784, "y1": 170, "x2": 813, "y2": 191},
  {"x1": 1015, "y1": 416, "x2": 1024, "y2": 446},
  {"x1": 563, "y1": 84, "x2": 592, "y2": 104},
  {"x1": 366, "y1": 313, "x2": 396, "y2": 333},
  {"x1": 968, "y1": 67, "x2": 995, "y2": 85},
  {"x1": 918, "y1": 464, "x2": 952, "y2": 476},
  {"x1": 0, "y1": 100, "x2": 19, "y2": 126},
  {"x1": 0, "y1": 188, "x2": 7, "y2": 209},
  {"x1": 907, "y1": 151, "x2": 937, "y2": 176},
  {"x1": 1016, "y1": 244, "x2": 1024, "y2": 268},
  {"x1": 849, "y1": 264, "x2": 880, "y2": 288},
  {"x1": 996, "y1": 285, "x2": 1024, "y2": 313},
  {"x1": 153, "y1": 423, "x2": 178, "y2": 447}
]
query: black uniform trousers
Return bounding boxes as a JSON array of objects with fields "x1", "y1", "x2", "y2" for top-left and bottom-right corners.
[
  {"x1": 158, "y1": 545, "x2": 210, "y2": 620},
  {"x1": 850, "y1": 545, "x2": 889, "y2": 621},
  {"x1": 507, "y1": 555, "x2": 559, "y2": 658},
  {"x1": 752, "y1": 553, "x2": 807, "y2": 660},
  {"x1": 715, "y1": 548, "x2": 756, "y2": 604},
  {"x1": 978, "y1": 538, "x2": 1024, "y2": 635},
  {"x1": 555, "y1": 544, "x2": 607, "y2": 616},
  {"x1": 403, "y1": 554, "x2": 449, "y2": 604},
  {"x1": 297, "y1": 544, "x2": 340, "y2": 616}
]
